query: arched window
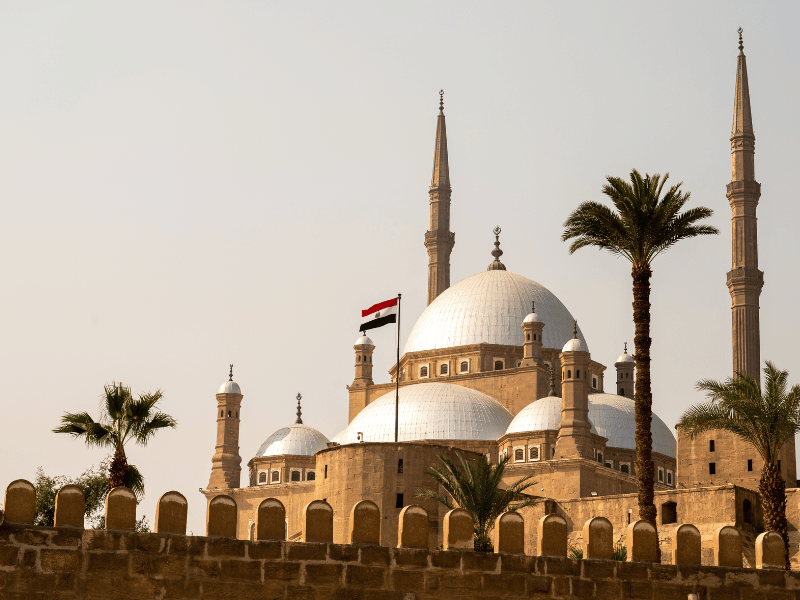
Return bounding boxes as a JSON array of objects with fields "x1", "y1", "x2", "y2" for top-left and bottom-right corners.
[
  {"x1": 597, "y1": 452, "x2": 603, "y2": 464},
  {"x1": 567, "y1": 370, "x2": 572, "y2": 379},
  {"x1": 576, "y1": 369, "x2": 580, "y2": 378},
  {"x1": 363, "y1": 355, "x2": 367, "y2": 362},
  {"x1": 743, "y1": 499, "x2": 753, "y2": 524},
  {"x1": 420, "y1": 366, "x2": 428, "y2": 378},
  {"x1": 529, "y1": 446, "x2": 540, "y2": 461},
  {"x1": 271, "y1": 470, "x2": 280, "y2": 483},
  {"x1": 357, "y1": 356, "x2": 361, "y2": 362},
  {"x1": 661, "y1": 501, "x2": 677, "y2": 525},
  {"x1": 619, "y1": 388, "x2": 625, "y2": 396},
  {"x1": 626, "y1": 373, "x2": 630, "y2": 378},
  {"x1": 533, "y1": 333, "x2": 537, "y2": 341},
  {"x1": 227, "y1": 410, "x2": 231, "y2": 417},
  {"x1": 620, "y1": 464, "x2": 630, "y2": 474},
  {"x1": 258, "y1": 472, "x2": 267, "y2": 484},
  {"x1": 514, "y1": 448, "x2": 524, "y2": 462},
  {"x1": 307, "y1": 471, "x2": 315, "y2": 481},
  {"x1": 440, "y1": 363, "x2": 448, "y2": 375},
  {"x1": 526, "y1": 333, "x2": 531, "y2": 341},
  {"x1": 494, "y1": 360, "x2": 504, "y2": 371},
  {"x1": 460, "y1": 361, "x2": 469, "y2": 373},
  {"x1": 592, "y1": 377, "x2": 597, "y2": 388},
  {"x1": 290, "y1": 471, "x2": 301, "y2": 482},
  {"x1": 220, "y1": 410, "x2": 223, "y2": 417}
]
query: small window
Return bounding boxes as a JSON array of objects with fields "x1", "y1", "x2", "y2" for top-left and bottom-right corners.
[
  {"x1": 395, "y1": 493, "x2": 404, "y2": 509},
  {"x1": 709, "y1": 462, "x2": 716, "y2": 475},
  {"x1": 307, "y1": 471, "x2": 315, "y2": 481},
  {"x1": 592, "y1": 377, "x2": 597, "y2": 389},
  {"x1": 779, "y1": 460, "x2": 782, "y2": 472},
  {"x1": 667, "y1": 471, "x2": 673, "y2": 486},
  {"x1": 658, "y1": 468, "x2": 664, "y2": 483},
  {"x1": 398, "y1": 459, "x2": 404, "y2": 474},
  {"x1": 597, "y1": 452, "x2": 603, "y2": 464},
  {"x1": 621, "y1": 464, "x2": 630, "y2": 474},
  {"x1": 440, "y1": 363, "x2": 448, "y2": 375},
  {"x1": 533, "y1": 333, "x2": 537, "y2": 341},
  {"x1": 271, "y1": 470, "x2": 280, "y2": 483},
  {"x1": 743, "y1": 499, "x2": 753, "y2": 524},
  {"x1": 290, "y1": 471, "x2": 301, "y2": 482},
  {"x1": 357, "y1": 355, "x2": 361, "y2": 362},
  {"x1": 324, "y1": 465, "x2": 328, "y2": 479},
  {"x1": 420, "y1": 366, "x2": 429, "y2": 378},
  {"x1": 459, "y1": 361, "x2": 469, "y2": 373},
  {"x1": 227, "y1": 410, "x2": 231, "y2": 417},
  {"x1": 526, "y1": 333, "x2": 531, "y2": 341},
  {"x1": 220, "y1": 410, "x2": 223, "y2": 417},
  {"x1": 747, "y1": 459, "x2": 753, "y2": 472},
  {"x1": 604, "y1": 462, "x2": 611, "y2": 469},
  {"x1": 258, "y1": 472, "x2": 267, "y2": 484},
  {"x1": 709, "y1": 440, "x2": 715, "y2": 452},
  {"x1": 494, "y1": 360, "x2": 504, "y2": 371},
  {"x1": 567, "y1": 369, "x2": 571, "y2": 379},
  {"x1": 529, "y1": 446, "x2": 540, "y2": 461},
  {"x1": 661, "y1": 501, "x2": 677, "y2": 525},
  {"x1": 236, "y1": 412, "x2": 238, "y2": 418},
  {"x1": 577, "y1": 369, "x2": 581, "y2": 378},
  {"x1": 514, "y1": 448, "x2": 524, "y2": 462}
]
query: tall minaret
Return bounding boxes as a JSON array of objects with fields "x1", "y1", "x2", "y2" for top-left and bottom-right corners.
[
  {"x1": 424, "y1": 90, "x2": 455, "y2": 305},
  {"x1": 726, "y1": 28, "x2": 763, "y2": 380},
  {"x1": 208, "y1": 365, "x2": 243, "y2": 489}
]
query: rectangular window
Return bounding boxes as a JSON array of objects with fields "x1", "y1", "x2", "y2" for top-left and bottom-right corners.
[
  {"x1": 592, "y1": 377, "x2": 597, "y2": 389},
  {"x1": 604, "y1": 462, "x2": 611, "y2": 469},
  {"x1": 324, "y1": 465, "x2": 328, "y2": 479},
  {"x1": 395, "y1": 493, "x2": 404, "y2": 509},
  {"x1": 398, "y1": 459, "x2": 404, "y2": 474},
  {"x1": 747, "y1": 459, "x2": 753, "y2": 472},
  {"x1": 514, "y1": 447, "x2": 524, "y2": 462},
  {"x1": 709, "y1": 440, "x2": 715, "y2": 452},
  {"x1": 529, "y1": 446, "x2": 540, "y2": 461},
  {"x1": 709, "y1": 462, "x2": 716, "y2": 475}
]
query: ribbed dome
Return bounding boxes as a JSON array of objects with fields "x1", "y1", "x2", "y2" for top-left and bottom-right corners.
[
  {"x1": 255, "y1": 423, "x2": 329, "y2": 457},
  {"x1": 506, "y1": 396, "x2": 597, "y2": 435},
  {"x1": 403, "y1": 271, "x2": 586, "y2": 354},
  {"x1": 355, "y1": 335, "x2": 374, "y2": 346},
  {"x1": 218, "y1": 380, "x2": 241, "y2": 394},
  {"x1": 332, "y1": 382, "x2": 512, "y2": 444},
  {"x1": 523, "y1": 312, "x2": 543, "y2": 324}
]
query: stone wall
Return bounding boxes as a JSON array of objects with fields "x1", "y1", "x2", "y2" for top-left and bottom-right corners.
[{"x1": 1, "y1": 523, "x2": 797, "y2": 599}]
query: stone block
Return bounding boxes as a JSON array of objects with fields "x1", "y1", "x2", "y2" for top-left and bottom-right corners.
[
  {"x1": 256, "y1": 498, "x2": 286, "y2": 541},
  {"x1": 3, "y1": 479, "x2": 35, "y2": 524},
  {"x1": 329, "y1": 544, "x2": 359, "y2": 562},
  {"x1": 494, "y1": 511, "x2": 524, "y2": 554},
  {"x1": 345, "y1": 564, "x2": 386, "y2": 588},
  {"x1": 442, "y1": 507, "x2": 473, "y2": 550},
  {"x1": 155, "y1": 491, "x2": 187, "y2": 535},
  {"x1": 305, "y1": 563, "x2": 344, "y2": 586},
  {"x1": 359, "y1": 546, "x2": 390, "y2": 566},
  {"x1": 248, "y1": 540, "x2": 282, "y2": 560},
  {"x1": 537, "y1": 514, "x2": 567, "y2": 557},
  {"x1": 756, "y1": 531, "x2": 785, "y2": 569},
  {"x1": 207, "y1": 494, "x2": 237, "y2": 538},
  {"x1": 397, "y1": 505, "x2": 428, "y2": 549},
  {"x1": 349, "y1": 500, "x2": 380, "y2": 545},
  {"x1": 54, "y1": 484, "x2": 84, "y2": 528},
  {"x1": 583, "y1": 516, "x2": 613, "y2": 560},
  {"x1": 105, "y1": 486, "x2": 137, "y2": 530},
  {"x1": 673, "y1": 524, "x2": 701, "y2": 566},
  {"x1": 303, "y1": 500, "x2": 333, "y2": 543},
  {"x1": 626, "y1": 519, "x2": 657, "y2": 563},
  {"x1": 714, "y1": 526, "x2": 742, "y2": 568}
]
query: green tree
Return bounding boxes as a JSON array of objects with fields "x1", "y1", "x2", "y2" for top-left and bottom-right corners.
[
  {"x1": 33, "y1": 460, "x2": 111, "y2": 527},
  {"x1": 415, "y1": 453, "x2": 537, "y2": 552},
  {"x1": 53, "y1": 382, "x2": 177, "y2": 496},
  {"x1": 562, "y1": 169, "x2": 717, "y2": 554},
  {"x1": 678, "y1": 362, "x2": 800, "y2": 569}
]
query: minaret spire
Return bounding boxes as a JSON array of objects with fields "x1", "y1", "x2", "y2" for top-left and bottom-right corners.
[
  {"x1": 726, "y1": 28, "x2": 763, "y2": 380},
  {"x1": 295, "y1": 393, "x2": 303, "y2": 424},
  {"x1": 425, "y1": 89, "x2": 455, "y2": 305}
]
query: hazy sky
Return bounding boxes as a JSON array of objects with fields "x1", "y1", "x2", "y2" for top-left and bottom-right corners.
[{"x1": 2, "y1": 1, "x2": 798, "y2": 535}]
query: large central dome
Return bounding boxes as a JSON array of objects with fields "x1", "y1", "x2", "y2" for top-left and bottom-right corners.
[{"x1": 403, "y1": 270, "x2": 586, "y2": 354}]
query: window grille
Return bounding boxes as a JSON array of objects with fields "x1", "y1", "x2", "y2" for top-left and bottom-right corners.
[
  {"x1": 514, "y1": 448, "x2": 524, "y2": 462},
  {"x1": 529, "y1": 446, "x2": 540, "y2": 461},
  {"x1": 271, "y1": 470, "x2": 280, "y2": 483}
]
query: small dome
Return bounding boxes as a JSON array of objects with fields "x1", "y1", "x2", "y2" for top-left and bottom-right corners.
[
  {"x1": 616, "y1": 352, "x2": 635, "y2": 364},
  {"x1": 588, "y1": 394, "x2": 676, "y2": 459},
  {"x1": 218, "y1": 380, "x2": 241, "y2": 394},
  {"x1": 255, "y1": 423, "x2": 329, "y2": 457},
  {"x1": 506, "y1": 397, "x2": 597, "y2": 435},
  {"x1": 355, "y1": 334, "x2": 374, "y2": 346},
  {"x1": 332, "y1": 382, "x2": 513, "y2": 444},
  {"x1": 523, "y1": 312, "x2": 542, "y2": 324},
  {"x1": 562, "y1": 337, "x2": 588, "y2": 353}
]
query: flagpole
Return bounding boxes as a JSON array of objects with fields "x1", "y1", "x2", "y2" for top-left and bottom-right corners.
[{"x1": 395, "y1": 293, "x2": 401, "y2": 443}]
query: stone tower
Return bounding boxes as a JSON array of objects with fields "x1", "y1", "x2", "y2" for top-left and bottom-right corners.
[
  {"x1": 352, "y1": 334, "x2": 375, "y2": 387},
  {"x1": 424, "y1": 90, "x2": 455, "y2": 305},
  {"x1": 615, "y1": 343, "x2": 635, "y2": 399},
  {"x1": 208, "y1": 366, "x2": 243, "y2": 489},
  {"x1": 555, "y1": 324, "x2": 593, "y2": 459},
  {"x1": 727, "y1": 28, "x2": 763, "y2": 381},
  {"x1": 521, "y1": 302, "x2": 544, "y2": 368}
]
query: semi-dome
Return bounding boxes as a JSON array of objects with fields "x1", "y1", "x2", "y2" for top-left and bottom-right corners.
[
  {"x1": 218, "y1": 380, "x2": 241, "y2": 394},
  {"x1": 255, "y1": 423, "x2": 329, "y2": 457},
  {"x1": 403, "y1": 270, "x2": 587, "y2": 354},
  {"x1": 506, "y1": 396, "x2": 597, "y2": 435},
  {"x1": 355, "y1": 334, "x2": 374, "y2": 346},
  {"x1": 332, "y1": 382, "x2": 513, "y2": 444}
]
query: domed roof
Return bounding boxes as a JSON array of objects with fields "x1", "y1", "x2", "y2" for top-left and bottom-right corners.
[
  {"x1": 562, "y1": 337, "x2": 588, "y2": 353},
  {"x1": 218, "y1": 380, "x2": 241, "y2": 394},
  {"x1": 331, "y1": 382, "x2": 513, "y2": 444},
  {"x1": 355, "y1": 334, "x2": 374, "y2": 346},
  {"x1": 616, "y1": 353, "x2": 635, "y2": 364},
  {"x1": 403, "y1": 270, "x2": 587, "y2": 354},
  {"x1": 255, "y1": 423, "x2": 329, "y2": 457},
  {"x1": 506, "y1": 396, "x2": 598, "y2": 435},
  {"x1": 523, "y1": 312, "x2": 542, "y2": 324},
  {"x1": 506, "y1": 394, "x2": 675, "y2": 459}
]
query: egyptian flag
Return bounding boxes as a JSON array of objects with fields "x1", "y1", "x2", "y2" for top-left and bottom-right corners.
[{"x1": 361, "y1": 297, "x2": 398, "y2": 332}]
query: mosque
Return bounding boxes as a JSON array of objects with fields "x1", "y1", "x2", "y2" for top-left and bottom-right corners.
[{"x1": 201, "y1": 34, "x2": 796, "y2": 549}]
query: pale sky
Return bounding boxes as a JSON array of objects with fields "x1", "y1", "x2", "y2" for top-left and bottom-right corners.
[{"x1": 1, "y1": 1, "x2": 798, "y2": 535}]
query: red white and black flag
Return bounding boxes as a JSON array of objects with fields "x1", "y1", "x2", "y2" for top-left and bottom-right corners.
[{"x1": 360, "y1": 297, "x2": 398, "y2": 332}]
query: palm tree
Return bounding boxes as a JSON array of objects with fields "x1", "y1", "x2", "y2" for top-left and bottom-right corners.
[
  {"x1": 415, "y1": 453, "x2": 538, "y2": 552},
  {"x1": 53, "y1": 382, "x2": 177, "y2": 497},
  {"x1": 562, "y1": 169, "x2": 718, "y2": 545},
  {"x1": 678, "y1": 362, "x2": 800, "y2": 569}
]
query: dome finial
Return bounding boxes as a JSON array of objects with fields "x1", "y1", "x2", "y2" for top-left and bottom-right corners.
[
  {"x1": 738, "y1": 27, "x2": 743, "y2": 53},
  {"x1": 548, "y1": 365, "x2": 557, "y2": 397},
  {"x1": 623, "y1": 342, "x2": 627, "y2": 354},
  {"x1": 295, "y1": 393, "x2": 303, "y2": 424},
  {"x1": 531, "y1": 300, "x2": 535, "y2": 314},
  {"x1": 487, "y1": 226, "x2": 507, "y2": 271},
  {"x1": 573, "y1": 320, "x2": 578, "y2": 339},
  {"x1": 229, "y1": 364, "x2": 233, "y2": 381},
  {"x1": 439, "y1": 89, "x2": 444, "y2": 112}
]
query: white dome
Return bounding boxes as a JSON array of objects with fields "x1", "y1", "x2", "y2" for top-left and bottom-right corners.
[
  {"x1": 403, "y1": 270, "x2": 587, "y2": 355},
  {"x1": 616, "y1": 352, "x2": 635, "y2": 364},
  {"x1": 255, "y1": 423, "x2": 329, "y2": 457},
  {"x1": 562, "y1": 337, "x2": 588, "y2": 353},
  {"x1": 523, "y1": 312, "x2": 542, "y2": 324},
  {"x1": 506, "y1": 396, "x2": 597, "y2": 435},
  {"x1": 218, "y1": 380, "x2": 241, "y2": 394},
  {"x1": 355, "y1": 335, "x2": 374, "y2": 346},
  {"x1": 332, "y1": 382, "x2": 513, "y2": 444}
]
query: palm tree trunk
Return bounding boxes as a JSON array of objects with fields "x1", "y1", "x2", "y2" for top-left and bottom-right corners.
[
  {"x1": 759, "y1": 462, "x2": 789, "y2": 569},
  {"x1": 632, "y1": 265, "x2": 659, "y2": 561},
  {"x1": 108, "y1": 445, "x2": 128, "y2": 491}
]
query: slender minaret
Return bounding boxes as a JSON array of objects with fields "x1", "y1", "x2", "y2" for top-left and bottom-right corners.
[
  {"x1": 425, "y1": 90, "x2": 455, "y2": 305},
  {"x1": 555, "y1": 322, "x2": 593, "y2": 459},
  {"x1": 727, "y1": 28, "x2": 763, "y2": 380},
  {"x1": 208, "y1": 365, "x2": 243, "y2": 489}
]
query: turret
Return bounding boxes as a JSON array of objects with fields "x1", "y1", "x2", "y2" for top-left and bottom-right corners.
[
  {"x1": 555, "y1": 323, "x2": 592, "y2": 459},
  {"x1": 352, "y1": 334, "x2": 375, "y2": 387},
  {"x1": 615, "y1": 343, "x2": 635, "y2": 399},
  {"x1": 208, "y1": 365, "x2": 243, "y2": 489},
  {"x1": 521, "y1": 301, "x2": 544, "y2": 367}
]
